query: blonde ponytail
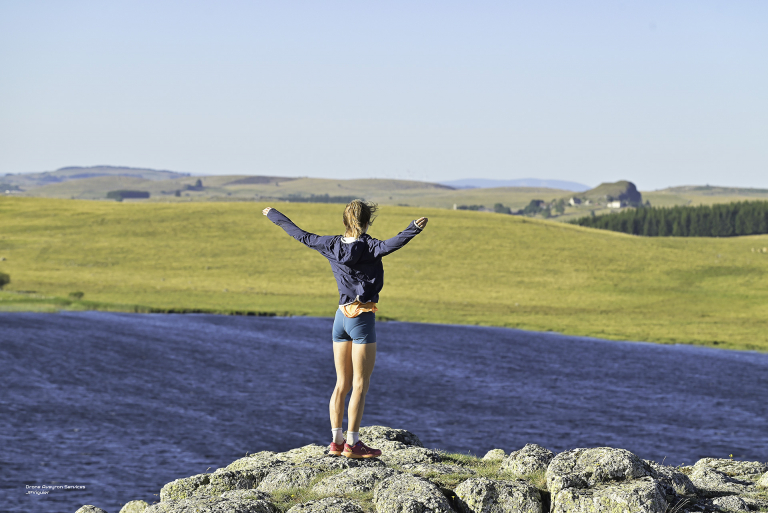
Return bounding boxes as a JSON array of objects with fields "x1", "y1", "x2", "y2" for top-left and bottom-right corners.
[{"x1": 343, "y1": 200, "x2": 378, "y2": 238}]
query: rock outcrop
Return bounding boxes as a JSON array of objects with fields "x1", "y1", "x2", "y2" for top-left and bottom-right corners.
[
  {"x1": 118, "y1": 500, "x2": 149, "y2": 513},
  {"x1": 500, "y1": 443, "x2": 554, "y2": 475},
  {"x1": 454, "y1": 477, "x2": 542, "y2": 513},
  {"x1": 373, "y1": 473, "x2": 454, "y2": 513},
  {"x1": 75, "y1": 426, "x2": 768, "y2": 513}
]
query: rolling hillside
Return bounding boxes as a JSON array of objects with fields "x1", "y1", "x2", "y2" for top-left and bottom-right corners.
[{"x1": 1, "y1": 197, "x2": 767, "y2": 351}]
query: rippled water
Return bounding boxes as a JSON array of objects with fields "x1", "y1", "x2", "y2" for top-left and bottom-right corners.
[{"x1": 1, "y1": 311, "x2": 767, "y2": 512}]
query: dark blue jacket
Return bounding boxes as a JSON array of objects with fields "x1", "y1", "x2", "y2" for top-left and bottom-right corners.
[{"x1": 266, "y1": 208, "x2": 423, "y2": 305}]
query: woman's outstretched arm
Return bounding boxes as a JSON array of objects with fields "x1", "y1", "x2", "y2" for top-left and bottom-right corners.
[
  {"x1": 262, "y1": 207, "x2": 335, "y2": 253},
  {"x1": 368, "y1": 217, "x2": 428, "y2": 258}
]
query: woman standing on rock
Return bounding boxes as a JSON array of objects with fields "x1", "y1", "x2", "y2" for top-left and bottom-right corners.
[{"x1": 263, "y1": 201, "x2": 428, "y2": 458}]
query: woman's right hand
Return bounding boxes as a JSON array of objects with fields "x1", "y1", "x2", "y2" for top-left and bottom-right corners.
[
  {"x1": 262, "y1": 207, "x2": 272, "y2": 216},
  {"x1": 415, "y1": 217, "x2": 428, "y2": 229}
]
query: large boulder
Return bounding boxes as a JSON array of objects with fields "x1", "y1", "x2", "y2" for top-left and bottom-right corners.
[
  {"x1": 546, "y1": 447, "x2": 653, "y2": 498},
  {"x1": 645, "y1": 460, "x2": 697, "y2": 498},
  {"x1": 119, "y1": 500, "x2": 149, "y2": 513},
  {"x1": 694, "y1": 458, "x2": 768, "y2": 479},
  {"x1": 380, "y1": 446, "x2": 442, "y2": 466},
  {"x1": 359, "y1": 426, "x2": 424, "y2": 447},
  {"x1": 711, "y1": 495, "x2": 750, "y2": 513},
  {"x1": 286, "y1": 497, "x2": 364, "y2": 513},
  {"x1": 144, "y1": 491, "x2": 275, "y2": 513},
  {"x1": 551, "y1": 477, "x2": 667, "y2": 513},
  {"x1": 160, "y1": 470, "x2": 266, "y2": 501},
  {"x1": 257, "y1": 466, "x2": 323, "y2": 492},
  {"x1": 500, "y1": 444, "x2": 554, "y2": 476},
  {"x1": 373, "y1": 473, "x2": 454, "y2": 513},
  {"x1": 454, "y1": 477, "x2": 542, "y2": 513},
  {"x1": 688, "y1": 466, "x2": 752, "y2": 498},
  {"x1": 312, "y1": 467, "x2": 400, "y2": 495},
  {"x1": 75, "y1": 507, "x2": 108, "y2": 513},
  {"x1": 482, "y1": 449, "x2": 506, "y2": 462}
]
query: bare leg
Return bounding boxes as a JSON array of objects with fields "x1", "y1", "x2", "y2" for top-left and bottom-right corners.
[
  {"x1": 330, "y1": 341, "x2": 353, "y2": 429},
  {"x1": 347, "y1": 342, "x2": 377, "y2": 432}
]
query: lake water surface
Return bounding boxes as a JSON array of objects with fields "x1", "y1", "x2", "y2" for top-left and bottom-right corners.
[{"x1": 1, "y1": 311, "x2": 767, "y2": 512}]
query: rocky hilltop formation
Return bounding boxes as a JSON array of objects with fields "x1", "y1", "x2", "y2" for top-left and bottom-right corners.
[{"x1": 76, "y1": 426, "x2": 768, "y2": 513}]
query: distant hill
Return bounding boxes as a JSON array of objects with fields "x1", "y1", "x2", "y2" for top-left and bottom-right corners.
[
  {"x1": 579, "y1": 180, "x2": 642, "y2": 204},
  {"x1": 440, "y1": 178, "x2": 590, "y2": 192},
  {"x1": 3, "y1": 166, "x2": 189, "y2": 188}
]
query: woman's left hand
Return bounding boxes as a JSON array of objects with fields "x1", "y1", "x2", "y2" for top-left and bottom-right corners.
[
  {"x1": 262, "y1": 207, "x2": 272, "y2": 216},
  {"x1": 415, "y1": 217, "x2": 428, "y2": 229}
]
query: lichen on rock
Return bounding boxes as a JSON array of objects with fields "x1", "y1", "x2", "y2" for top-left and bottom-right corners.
[
  {"x1": 380, "y1": 446, "x2": 442, "y2": 466},
  {"x1": 710, "y1": 495, "x2": 750, "y2": 513},
  {"x1": 373, "y1": 473, "x2": 454, "y2": 513},
  {"x1": 500, "y1": 444, "x2": 555, "y2": 476},
  {"x1": 359, "y1": 426, "x2": 424, "y2": 448},
  {"x1": 312, "y1": 467, "x2": 400, "y2": 495},
  {"x1": 644, "y1": 460, "x2": 697, "y2": 498},
  {"x1": 546, "y1": 447, "x2": 653, "y2": 498},
  {"x1": 160, "y1": 469, "x2": 267, "y2": 501},
  {"x1": 694, "y1": 458, "x2": 768, "y2": 480},
  {"x1": 75, "y1": 506, "x2": 108, "y2": 513},
  {"x1": 688, "y1": 466, "x2": 752, "y2": 498},
  {"x1": 119, "y1": 499, "x2": 149, "y2": 513},
  {"x1": 257, "y1": 466, "x2": 324, "y2": 493},
  {"x1": 286, "y1": 496, "x2": 364, "y2": 513},
  {"x1": 482, "y1": 449, "x2": 506, "y2": 462},
  {"x1": 144, "y1": 492, "x2": 276, "y2": 513},
  {"x1": 454, "y1": 477, "x2": 542, "y2": 513},
  {"x1": 400, "y1": 462, "x2": 477, "y2": 478},
  {"x1": 551, "y1": 477, "x2": 667, "y2": 513},
  {"x1": 757, "y1": 471, "x2": 768, "y2": 489}
]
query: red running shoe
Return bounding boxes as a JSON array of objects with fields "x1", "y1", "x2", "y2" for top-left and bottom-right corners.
[
  {"x1": 342, "y1": 440, "x2": 382, "y2": 459},
  {"x1": 328, "y1": 441, "x2": 345, "y2": 456}
]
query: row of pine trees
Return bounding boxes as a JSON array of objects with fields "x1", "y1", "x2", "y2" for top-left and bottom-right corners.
[{"x1": 571, "y1": 201, "x2": 768, "y2": 237}]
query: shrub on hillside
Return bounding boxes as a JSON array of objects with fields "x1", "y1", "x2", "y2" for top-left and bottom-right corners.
[{"x1": 0, "y1": 272, "x2": 9, "y2": 289}]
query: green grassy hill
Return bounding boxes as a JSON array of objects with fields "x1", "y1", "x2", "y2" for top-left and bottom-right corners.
[{"x1": 1, "y1": 197, "x2": 767, "y2": 351}]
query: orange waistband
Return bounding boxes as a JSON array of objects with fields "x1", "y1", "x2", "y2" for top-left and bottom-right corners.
[{"x1": 340, "y1": 301, "x2": 378, "y2": 318}]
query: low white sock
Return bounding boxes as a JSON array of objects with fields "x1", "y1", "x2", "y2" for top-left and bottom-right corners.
[
  {"x1": 332, "y1": 428, "x2": 344, "y2": 445},
  {"x1": 348, "y1": 431, "x2": 360, "y2": 445}
]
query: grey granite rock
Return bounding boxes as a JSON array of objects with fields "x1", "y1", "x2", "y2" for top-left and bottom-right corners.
[
  {"x1": 278, "y1": 444, "x2": 328, "y2": 462},
  {"x1": 144, "y1": 492, "x2": 276, "y2": 513},
  {"x1": 711, "y1": 495, "x2": 750, "y2": 513},
  {"x1": 380, "y1": 446, "x2": 442, "y2": 466},
  {"x1": 359, "y1": 426, "x2": 424, "y2": 447},
  {"x1": 454, "y1": 477, "x2": 542, "y2": 513},
  {"x1": 758, "y1": 471, "x2": 768, "y2": 489},
  {"x1": 645, "y1": 460, "x2": 697, "y2": 497},
  {"x1": 226, "y1": 452, "x2": 286, "y2": 472},
  {"x1": 312, "y1": 467, "x2": 400, "y2": 495},
  {"x1": 286, "y1": 497, "x2": 364, "y2": 513},
  {"x1": 400, "y1": 463, "x2": 476, "y2": 478},
  {"x1": 290, "y1": 454, "x2": 386, "y2": 472},
  {"x1": 500, "y1": 444, "x2": 554, "y2": 476},
  {"x1": 695, "y1": 458, "x2": 768, "y2": 479},
  {"x1": 546, "y1": 447, "x2": 652, "y2": 497},
  {"x1": 75, "y1": 507, "x2": 108, "y2": 513},
  {"x1": 257, "y1": 466, "x2": 323, "y2": 492},
  {"x1": 551, "y1": 477, "x2": 667, "y2": 513},
  {"x1": 482, "y1": 449, "x2": 506, "y2": 462},
  {"x1": 160, "y1": 470, "x2": 267, "y2": 501},
  {"x1": 688, "y1": 466, "x2": 752, "y2": 498},
  {"x1": 373, "y1": 473, "x2": 453, "y2": 513},
  {"x1": 119, "y1": 500, "x2": 149, "y2": 513}
]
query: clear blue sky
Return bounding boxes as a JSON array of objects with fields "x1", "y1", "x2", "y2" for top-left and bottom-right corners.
[{"x1": 1, "y1": 1, "x2": 766, "y2": 190}]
